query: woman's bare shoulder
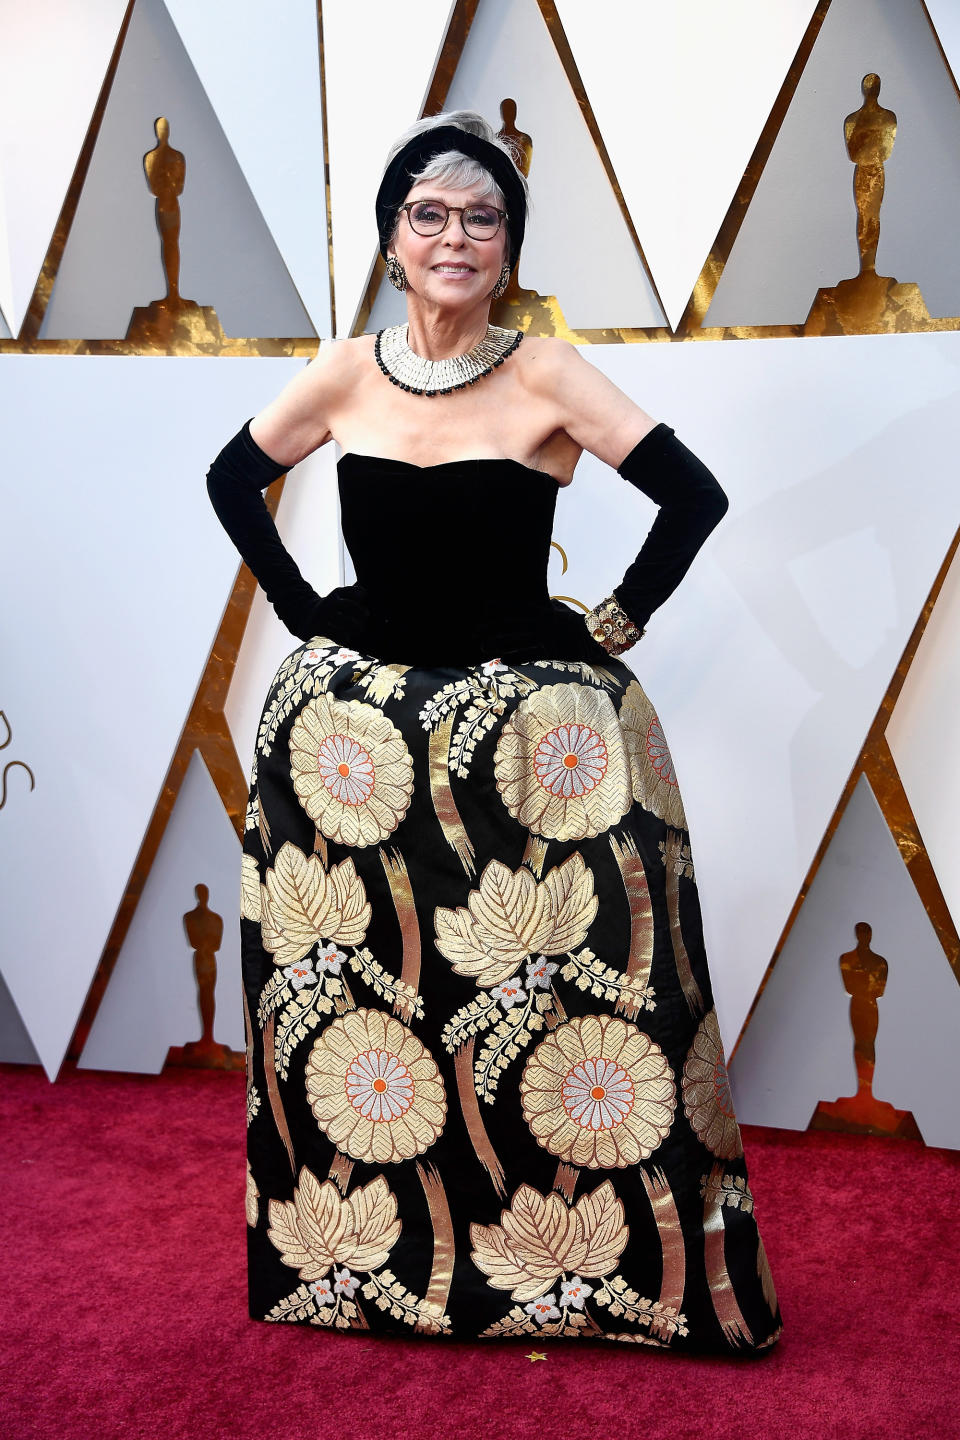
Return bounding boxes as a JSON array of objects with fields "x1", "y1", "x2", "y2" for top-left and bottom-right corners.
[
  {"x1": 511, "y1": 333, "x2": 657, "y2": 467},
  {"x1": 514, "y1": 334, "x2": 588, "y2": 387},
  {"x1": 249, "y1": 336, "x2": 377, "y2": 465},
  {"x1": 307, "y1": 333, "x2": 375, "y2": 383},
  {"x1": 301, "y1": 334, "x2": 377, "y2": 412}
]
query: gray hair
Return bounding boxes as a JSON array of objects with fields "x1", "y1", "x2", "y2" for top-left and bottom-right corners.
[{"x1": 383, "y1": 110, "x2": 529, "y2": 243}]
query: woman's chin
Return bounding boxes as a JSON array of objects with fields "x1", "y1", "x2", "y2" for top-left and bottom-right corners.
[{"x1": 422, "y1": 271, "x2": 488, "y2": 297}]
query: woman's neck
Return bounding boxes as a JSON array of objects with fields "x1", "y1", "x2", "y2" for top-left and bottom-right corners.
[{"x1": 403, "y1": 296, "x2": 491, "y2": 359}]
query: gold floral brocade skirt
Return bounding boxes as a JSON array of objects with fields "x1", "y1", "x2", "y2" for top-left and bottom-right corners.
[{"x1": 240, "y1": 635, "x2": 784, "y2": 1353}]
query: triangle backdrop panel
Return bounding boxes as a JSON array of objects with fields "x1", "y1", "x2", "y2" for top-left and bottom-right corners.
[
  {"x1": 554, "y1": 0, "x2": 817, "y2": 332},
  {"x1": 0, "y1": 972, "x2": 41, "y2": 1067},
  {"x1": 78, "y1": 750, "x2": 244, "y2": 1074},
  {"x1": 164, "y1": 0, "x2": 332, "y2": 336},
  {"x1": 0, "y1": 353, "x2": 304, "y2": 1077},
  {"x1": 367, "y1": 0, "x2": 665, "y2": 333},
  {"x1": 886, "y1": 543, "x2": 960, "y2": 929},
  {"x1": 0, "y1": 0, "x2": 129, "y2": 337},
  {"x1": 40, "y1": 0, "x2": 312, "y2": 341},
  {"x1": 924, "y1": 0, "x2": 960, "y2": 91},
  {"x1": 729, "y1": 773, "x2": 960, "y2": 1148},
  {"x1": 323, "y1": 0, "x2": 455, "y2": 336},
  {"x1": 706, "y1": 0, "x2": 960, "y2": 327}
]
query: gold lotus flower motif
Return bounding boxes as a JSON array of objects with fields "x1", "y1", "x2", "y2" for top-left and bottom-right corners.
[
  {"x1": 267, "y1": 1165, "x2": 401, "y2": 1280},
  {"x1": 289, "y1": 694, "x2": 413, "y2": 847},
  {"x1": 470, "y1": 1179, "x2": 628, "y2": 1301},
  {"x1": 434, "y1": 851, "x2": 597, "y2": 987},
  {"x1": 494, "y1": 683, "x2": 631, "y2": 841},
  {"x1": 520, "y1": 1013, "x2": 676, "y2": 1168},
  {"x1": 258, "y1": 841, "x2": 370, "y2": 968},
  {"x1": 681, "y1": 1008, "x2": 743, "y2": 1159},
  {"x1": 240, "y1": 853, "x2": 261, "y2": 922},
  {"x1": 305, "y1": 1008, "x2": 447, "y2": 1165},
  {"x1": 619, "y1": 680, "x2": 687, "y2": 830}
]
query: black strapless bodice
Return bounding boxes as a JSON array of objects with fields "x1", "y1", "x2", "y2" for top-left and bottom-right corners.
[{"x1": 337, "y1": 453, "x2": 611, "y2": 668}]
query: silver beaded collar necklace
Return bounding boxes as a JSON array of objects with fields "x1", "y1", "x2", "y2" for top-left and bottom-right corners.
[{"x1": 374, "y1": 322, "x2": 523, "y2": 397}]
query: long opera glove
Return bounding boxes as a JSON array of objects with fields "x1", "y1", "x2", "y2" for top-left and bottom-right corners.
[
  {"x1": 585, "y1": 422, "x2": 729, "y2": 655},
  {"x1": 205, "y1": 418, "x2": 370, "y2": 646}
]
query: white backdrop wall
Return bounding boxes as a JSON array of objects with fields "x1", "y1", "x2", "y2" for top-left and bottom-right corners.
[{"x1": 1, "y1": 0, "x2": 958, "y2": 1148}]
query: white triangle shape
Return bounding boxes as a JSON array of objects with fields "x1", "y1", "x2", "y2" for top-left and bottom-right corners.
[
  {"x1": 323, "y1": 0, "x2": 460, "y2": 336},
  {"x1": 555, "y1": 0, "x2": 816, "y2": 331},
  {"x1": 706, "y1": 0, "x2": 960, "y2": 326},
  {"x1": 730, "y1": 774, "x2": 960, "y2": 1148},
  {"x1": 0, "y1": 969, "x2": 41, "y2": 1066},
  {"x1": 0, "y1": 0, "x2": 128, "y2": 337},
  {"x1": 886, "y1": 542, "x2": 960, "y2": 934},
  {"x1": 923, "y1": 0, "x2": 960, "y2": 90},
  {"x1": 438, "y1": 0, "x2": 661, "y2": 329},
  {"x1": 40, "y1": 0, "x2": 312, "y2": 341},
  {"x1": 164, "y1": 0, "x2": 332, "y2": 336},
  {"x1": 78, "y1": 750, "x2": 244, "y2": 1074}
]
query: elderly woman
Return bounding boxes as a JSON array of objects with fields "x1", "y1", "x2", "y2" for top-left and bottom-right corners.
[{"x1": 207, "y1": 111, "x2": 782, "y2": 1354}]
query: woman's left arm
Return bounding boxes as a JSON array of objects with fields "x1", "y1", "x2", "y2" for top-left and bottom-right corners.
[{"x1": 530, "y1": 341, "x2": 729, "y2": 655}]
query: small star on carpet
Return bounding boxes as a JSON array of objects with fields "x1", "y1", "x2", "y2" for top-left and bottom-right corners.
[{"x1": 525, "y1": 1351, "x2": 548, "y2": 1363}]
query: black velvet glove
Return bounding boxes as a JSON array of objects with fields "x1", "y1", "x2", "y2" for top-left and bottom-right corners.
[
  {"x1": 205, "y1": 419, "x2": 370, "y2": 647},
  {"x1": 586, "y1": 422, "x2": 729, "y2": 654}
]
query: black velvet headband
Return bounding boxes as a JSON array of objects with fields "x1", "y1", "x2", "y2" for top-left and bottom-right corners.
[{"x1": 376, "y1": 124, "x2": 527, "y2": 271}]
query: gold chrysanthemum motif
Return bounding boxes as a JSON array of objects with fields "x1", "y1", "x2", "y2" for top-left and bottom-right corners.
[
  {"x1": 305, "y1": 1008, "x2": 446, "y2": 1164},
  {"x1": 619, "y1": 680, "x2": 687, "y2": 831},
  {"x1": 289, "y1": 694, "x2": 413, "y2": 847},
  {"x1": 494, "y1": 683, "x2": 631, "y2": 841},
  {"x1": 681, "y1": 1008, "x2": 743, "y2": 1159},
  {"x1": 520, "y1": 1014, "x2": 676, "y2": 1168}
]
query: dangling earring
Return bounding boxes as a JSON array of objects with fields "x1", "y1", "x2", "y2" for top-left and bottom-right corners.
[
  {"x1": 385, "y1": 254, "x2": 407, "y2": 292},
  {"x1": 490, "y1": 263, "x2": 511, "y2": 300}
]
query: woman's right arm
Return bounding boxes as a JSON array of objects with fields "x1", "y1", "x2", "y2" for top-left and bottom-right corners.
[{"x1": 205, "y1": 342, "x2": 370, "y2": 645}]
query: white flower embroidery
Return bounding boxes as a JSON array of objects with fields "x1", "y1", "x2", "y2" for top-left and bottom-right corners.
[
  {"x1": 491, "y1": 978, "x2": 527, "y2": 1010},
  {"x1": 525, "y1": 955, "x2": 559, "y2": 990},
  {"x1": 316, "y1": 733, "x2": 377, "y2": 806},
  {"x1": 333, "y1": 1266, "x2": 360, "y2": 1298},
  {"x1": 332, "y1": 647, "x2": 362, "y2": 665},
  {"x1": 301, "y1": 647, "x2": 331, "y2": 667},
  {"x1": 534, "y1": 722, "x2": 609, "y2": 798},
  {"x1": 525, "y1": 1294, "x2": 561, "y2": 1325},
  {"x1": 308, "y1": 1278, "x2": 336, "y2": 1305},
  {"x1": 481, "y1": 657, "x2": 508, "y2": 676},
  {"x1": 345, "y1": 1049, "x2": 416, "y2": 1123},
  {"x1": 283, "y1": 959, "x2": 317, "y2": 990},
  {"x1": 317, "y1": 941, "x2": 347, "y2": 974},
  {"x1": 563, "y1": 1056, "x2": 635, "y2": 1130},
  {"x1": 560, "y1": 1275, "x2": 594, "y2": 1310}
]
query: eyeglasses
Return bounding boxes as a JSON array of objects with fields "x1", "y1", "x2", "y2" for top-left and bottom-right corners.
[{"x1": 399, "y1": 199, "x2": 506, "y2": 240}]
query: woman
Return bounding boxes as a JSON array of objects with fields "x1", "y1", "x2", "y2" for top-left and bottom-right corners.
[{"x1": 207, "y1": 110, "x2": 783, "y2": 1353}]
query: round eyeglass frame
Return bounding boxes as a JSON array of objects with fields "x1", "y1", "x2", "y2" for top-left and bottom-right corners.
[{"x1": 398, "y1": 199, "x2": 507, "y2": 240}]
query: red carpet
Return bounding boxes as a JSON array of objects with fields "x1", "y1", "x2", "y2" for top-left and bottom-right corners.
[{"x1": 1, "y1": 1061, "x2": 956, "y2": 1440}]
